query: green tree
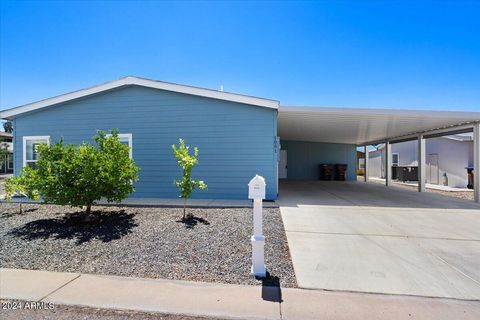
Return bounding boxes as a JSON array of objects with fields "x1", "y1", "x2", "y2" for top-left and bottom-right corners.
[
  {"x1": 172, "y1": 138, "x2": 207, "y2": 219},
  {"x1": 5, "y1": 130, "x2": 139, "y2": 216},
  {"x1": 3, "y1": 120, "x2": 13, "y2": 133}
]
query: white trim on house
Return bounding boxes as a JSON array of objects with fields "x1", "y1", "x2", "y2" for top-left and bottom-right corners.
[
  {"x1": 107, "y1": 133, "x2": 133, "y2": 159},
  {"x1": 23, "y1": 136, "x2": 50, "y2": 168},
  {"x1": 0, "y1": 76, "x2": 280, "y2": 119}
]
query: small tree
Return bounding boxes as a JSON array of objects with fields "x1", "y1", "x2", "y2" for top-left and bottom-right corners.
[
  {"x1": 5, "y1": 130, "x2": 139, "y2": 217},
  {"x1": 172, "y1": 139, "x2": 207, "y2": 219}
]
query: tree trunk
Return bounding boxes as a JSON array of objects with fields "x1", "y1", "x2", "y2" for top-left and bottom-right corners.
[
  {"x1": 182, "y1": 198, "x2": 187, "y2": 219},
  {"x1": 85, "y1": 204, "x2": 92, "y2": 221}
]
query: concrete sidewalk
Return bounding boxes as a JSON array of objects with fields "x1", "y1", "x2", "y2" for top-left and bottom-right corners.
[{"x1": 1, "y1": 268, "x2": 479, "y2": 320}]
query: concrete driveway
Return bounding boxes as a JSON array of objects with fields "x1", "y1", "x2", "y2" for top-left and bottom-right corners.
[{"x1": 278, "y1": 180, "x2": 480, "y2": 300}]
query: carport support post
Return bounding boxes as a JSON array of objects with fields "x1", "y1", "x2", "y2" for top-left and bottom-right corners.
[
  {"x1": 474, "y1": 122, "x2": 480, "y2": 203},
  {"x1": 418, "y1": 134, "x2": 426, "y2": 192},
  {"x1": 385, "y1": 140, "x2": 392, "y2": 186},
  {"x1": 364, "y1": 145, "x2": 369, "y2": 182}
]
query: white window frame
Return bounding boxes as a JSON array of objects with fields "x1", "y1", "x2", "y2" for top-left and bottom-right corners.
[
  {"x1": 23, "y1": 136, "x2": 50, "y2": 168},
  {"x1": 107, "y1": 133, "x2": 133, "y2": 159},
  {"x1": 392, "y1": 153, "x2": 400, "y2": 167}
]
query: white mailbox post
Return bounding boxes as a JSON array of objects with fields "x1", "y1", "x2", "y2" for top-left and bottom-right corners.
[{"x1": 248, "y1": 175, "x2": 266, "y2": 278}]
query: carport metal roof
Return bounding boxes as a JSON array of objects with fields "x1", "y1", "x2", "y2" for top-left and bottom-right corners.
[{"x1": 278, "y1": 106, "x2": 480, "y2": 145}]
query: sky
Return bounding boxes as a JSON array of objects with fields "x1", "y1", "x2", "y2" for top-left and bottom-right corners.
[{"x1": 1, "y1": 0, "x2": 479, "y2": 112}]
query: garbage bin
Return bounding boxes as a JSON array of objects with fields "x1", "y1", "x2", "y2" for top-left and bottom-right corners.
[
  {"x1": 319, "y1": 164, "x2": 334, "y2": 180},
  {"x1": 466, "y1": 167, "x2": 474, "y2": 189},
  {"x1": 397, "y1": 166, "x2": 418, "y2": 182},
  {"x1": 334, "y1": 164, "x2": 348, "y2": 181}
]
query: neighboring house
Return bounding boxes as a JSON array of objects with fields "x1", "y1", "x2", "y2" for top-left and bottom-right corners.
[
  {"x1": 368, "y1": 134, "x2": 474, "y2": 188},
  {"x1": 0, "y1": 131, "x2": 13, "y2": 174}
]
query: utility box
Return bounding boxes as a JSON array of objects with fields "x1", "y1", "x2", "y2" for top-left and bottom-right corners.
[{"x1": 248, "y1": 175, "x2": 266, "y2": 200}]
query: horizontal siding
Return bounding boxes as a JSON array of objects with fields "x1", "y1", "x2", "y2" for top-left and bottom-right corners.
[
  {"x1": 14, "y1": 86, "x2": 277, "y2": 200},
  {"x1": 280, "y1": 140, "x2": 357, "y2": 181}
]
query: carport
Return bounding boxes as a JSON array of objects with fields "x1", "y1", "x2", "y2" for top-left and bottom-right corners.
[
  {"x1": 278, "y1": 107, "x2": 480, "y2": 202},
  {"x1": 276, "y1": 107, "x2": 480, "y2": 299}
]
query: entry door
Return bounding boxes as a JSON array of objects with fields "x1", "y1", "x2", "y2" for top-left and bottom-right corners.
[{"x1": 279, "y1": 150, "x2": 287, "y2": 179}]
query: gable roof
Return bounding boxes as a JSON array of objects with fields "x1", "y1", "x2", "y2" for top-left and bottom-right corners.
[{"x1": 0, "y1": 76, "x2": 279, "y2": 119}]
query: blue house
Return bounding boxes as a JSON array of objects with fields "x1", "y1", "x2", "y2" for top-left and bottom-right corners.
[{"x1": 0, "y1": 76, "x2": 358, "y2": 200}]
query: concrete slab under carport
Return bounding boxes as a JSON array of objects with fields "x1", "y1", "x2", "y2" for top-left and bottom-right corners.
[{"x1": 278, "y1": 180, "x2": 480, "y2": 300}]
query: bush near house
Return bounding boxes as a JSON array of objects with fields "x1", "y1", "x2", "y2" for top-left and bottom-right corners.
[{"x1": 5, "y1": 130, "x2": 139, "y2": 215}]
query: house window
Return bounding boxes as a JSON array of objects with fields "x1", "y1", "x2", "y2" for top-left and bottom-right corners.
[
  {"x1": 392, "y1": 153, "x2": 399, "y2": 167},
  {"x1": 7, "y1": 154, "x2": 13, "y2": 170},
  {"x1": 107, "y1": 133, "x2": 133, "y2": 158},
  {"x1": 23, "y1": 136, "x2": 50, "y2": 168}
]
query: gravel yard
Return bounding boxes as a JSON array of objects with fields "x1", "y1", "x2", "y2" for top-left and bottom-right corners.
[{"x1": 0, "y1": 203, "x2": 296, "y2": 288}]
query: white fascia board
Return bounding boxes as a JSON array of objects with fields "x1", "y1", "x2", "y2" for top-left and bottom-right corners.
[
  {"x1": 0, "y1": 76, "x2": 279, "y2": 119},
  {"x1": 131, "y1": 77, "x2": 279, "y2": 109}
]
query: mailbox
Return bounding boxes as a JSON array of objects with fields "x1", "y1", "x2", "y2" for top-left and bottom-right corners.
[
  {"x1": 248, "y1": 174, "x2": 267, "y2": 278},
  {"x1": 248, "y1": 175, "x2": 266, "y2": 200}
]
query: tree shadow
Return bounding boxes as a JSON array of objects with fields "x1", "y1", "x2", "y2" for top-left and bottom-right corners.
[
  {"x1": 258, "y1": 272, "x2": 283, "y2": 303},
  {"x1": 8, "y1": 209, "x2": 138, "y2": 245},
  {"x1": 176, "y1": 215, "x2": 210, "y2": 229},
  {"x1": 0, "y1": 207, "x2": 38, "y2": 219}
]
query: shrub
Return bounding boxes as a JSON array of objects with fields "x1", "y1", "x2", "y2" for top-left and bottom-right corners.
[
  {"x1": 5, "y1": 130, "x2": 139, "y2": 215},
  {"x1": 172, "y1": 138, "x2": 207, "y2": 219},
  {"x1": 5, "y1": 167, "x2": 40, "y2": 213}
]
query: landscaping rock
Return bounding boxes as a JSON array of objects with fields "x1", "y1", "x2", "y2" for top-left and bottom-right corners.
[{"x1": 0, "y1": 204, "x2": 296, "y2": 288}]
